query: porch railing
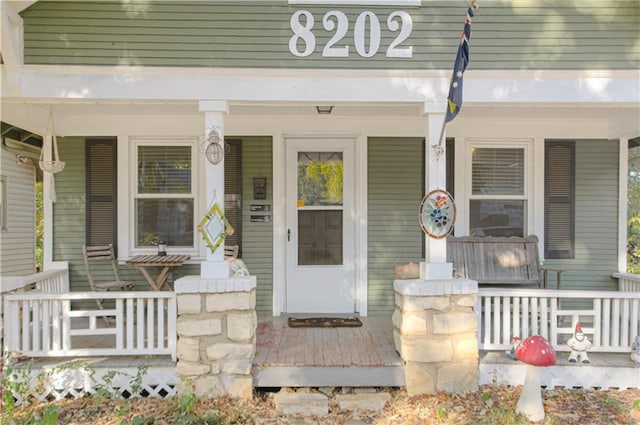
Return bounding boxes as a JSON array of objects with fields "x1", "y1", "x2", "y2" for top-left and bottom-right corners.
[
  {"x1": 477, "y1": 288, "x2": 640, "y2": 353},
  {"x1": 0, "y1": 267, "x2": 69, "y2": 293},
  {"x1": 3, "y1": 291, "x2": 177, "y2": 361},
  {"x1": 614, "y1": 272, "x2": 640, "y2": 292}
]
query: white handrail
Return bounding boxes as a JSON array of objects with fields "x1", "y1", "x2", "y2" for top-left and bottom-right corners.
[
  {"x1": 613, "y1": 272, "x2": 640, "y2": 292},
  {"x1": 477, "y1": 288, "x2": 640, "y2": 353},
  {"x1": 0, "y1": 268, "x2": 69, "y2": 293},
  {"x1": 4, "y1": 291, "x2": 177, "y2": 361}
]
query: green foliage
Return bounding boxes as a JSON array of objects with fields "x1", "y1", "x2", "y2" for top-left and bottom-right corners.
[
  {"x1": 298, "y1": 156, "x2": 343, "y2": 206},
  {"x1": 36, "y1": 181, "x2": 43, "y2": 271},
  {"x1": 36, "y1": 405, "x2": 59, "y2": 425},
  {"x1": 1, "y1": 356, "x2": 32, "y2": 413}
]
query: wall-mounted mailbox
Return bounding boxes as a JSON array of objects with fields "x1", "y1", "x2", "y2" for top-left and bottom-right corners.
[
  {"x1": 253, "y1": 177, "x2": 267, "y2": 199},
  {"x1": 250, "y1": 215, "x2": 272, "y2": 223},
  {"x1": 250, "y1": 204, "x2": 271, "y2": 212}
]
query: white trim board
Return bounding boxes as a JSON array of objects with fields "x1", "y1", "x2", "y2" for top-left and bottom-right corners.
[{"x1": 5, "y1": 68, "x2": 639, "y2": 105}]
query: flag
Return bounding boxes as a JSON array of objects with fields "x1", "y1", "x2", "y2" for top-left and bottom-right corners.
[{"x1": 445, "y1": 2, "x2": 477, "y2": 123}]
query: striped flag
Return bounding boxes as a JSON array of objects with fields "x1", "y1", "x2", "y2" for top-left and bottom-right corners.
[{"x1": 445, "y1": 2, "x2": 478, "y2": 123}]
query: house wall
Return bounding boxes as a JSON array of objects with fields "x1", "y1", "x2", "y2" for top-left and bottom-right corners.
[
  {"x1": 239, "y1": 137, "x2": 274, "y2": 317},
  {"x1": 21, "y1": 0, "x2": 639, "y2": 70},
  {"x1": 368, "y1": 138, "x2": 424, "y2": 316},
  {"x1": 0, "y1": 147, "x2": 36, "y2": 276},
  {"x1": 542, "y1": 139, "x2": 620, "y2": 291}
]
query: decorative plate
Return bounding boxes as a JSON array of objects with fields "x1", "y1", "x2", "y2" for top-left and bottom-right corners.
[
  {"x1": 198, "y1": 202, "x2": 231, "y2": 253},
  {"x1": 419, "y1": 189, "x2": 456, "y2": 239}
]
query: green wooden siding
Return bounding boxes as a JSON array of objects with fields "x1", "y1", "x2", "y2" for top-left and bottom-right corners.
[
  {"x1": 368, "y1": 138, "x2": 424, "y2": 316},
  {"x1": 21, "y1": 1, "x2": 639, "y2": 69},
  {"x1": 0, "y1": 149, "x2": 36, "y2": 276},
  {"x1": 238, "y1": 137, "x2": 274, "y2": 317},
  {"x1": 542, "y1": 139, "x2": 619, "y2": 291}
]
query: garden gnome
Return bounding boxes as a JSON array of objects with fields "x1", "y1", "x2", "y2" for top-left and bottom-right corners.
[
  {"x1": 567, "y1": 322, "x2": 591, "y2": 363},
  {"x1": 506, "y1": 336, "x2": 521, "y2": 360}
]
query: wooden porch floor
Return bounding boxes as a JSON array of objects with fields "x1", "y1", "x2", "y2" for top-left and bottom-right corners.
[{"x1": 253, "y1": 315, "x2": 405, "y2": 387}]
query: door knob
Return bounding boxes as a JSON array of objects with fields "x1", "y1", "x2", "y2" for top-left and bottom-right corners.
[{"x1": 287, "y1": 229, "x2": 291, "y2": 241}]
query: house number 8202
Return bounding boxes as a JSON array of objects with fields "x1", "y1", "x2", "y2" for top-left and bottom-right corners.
[{"x1": 289, "y1": 10, "x2": 413, "y2": 58}]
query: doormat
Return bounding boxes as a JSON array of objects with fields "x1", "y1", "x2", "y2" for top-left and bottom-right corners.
[{"x1": 288, "y1": 316, "x2": 363, "y2": 328}]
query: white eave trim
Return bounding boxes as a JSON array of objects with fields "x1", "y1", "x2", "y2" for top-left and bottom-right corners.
[{"x1": 3, "y1": 66, "x2": 639, "y2": 105}]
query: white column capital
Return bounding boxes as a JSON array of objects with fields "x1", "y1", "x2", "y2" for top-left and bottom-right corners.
[
  {"x1": 198, "y1": 100, "x2": 229, "y2": 114},
  {"x1": 423, "y1": 101, "x2": 446, "y2": 115}
]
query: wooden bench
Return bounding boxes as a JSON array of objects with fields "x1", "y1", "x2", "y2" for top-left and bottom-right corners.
[{"x1": 446, "y1": 235, "x2": 563, "y2": 288}]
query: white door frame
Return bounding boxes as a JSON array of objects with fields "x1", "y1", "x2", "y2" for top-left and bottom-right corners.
[{"x1": 272, "y1": 133, "x2": 368, "y2": 316}]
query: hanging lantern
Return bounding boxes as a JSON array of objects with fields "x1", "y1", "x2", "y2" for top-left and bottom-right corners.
[
  {"x1": 204, "y1": 127, "x2": 224, "y2": 165},
  {"x1": 39, "y1": 110, "x2": 66, "y2": 174}
]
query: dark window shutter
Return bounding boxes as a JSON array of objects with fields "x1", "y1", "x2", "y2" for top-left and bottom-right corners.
[
  {"x1": 224, "y1": 140, "x2": 242, "y2": 256},
  {"x1": 86, "y1": 138, "x2": 117, "y2": 252},
  {"x1": 545, "y1": 140, "x2": 575, "y2": 259}
]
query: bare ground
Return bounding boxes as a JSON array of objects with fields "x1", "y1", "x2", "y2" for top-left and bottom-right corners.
[{"x1": 4, "y1": 385, "x2": 640, "y2": 425}]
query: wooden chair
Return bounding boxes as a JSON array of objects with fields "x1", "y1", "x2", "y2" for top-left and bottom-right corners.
[
  {"x1": 82, "y1": 244, "x2": 134, "y2": 311},
  {"x1": 224, "y1": 245, "x2": 239, "y2": 259}
]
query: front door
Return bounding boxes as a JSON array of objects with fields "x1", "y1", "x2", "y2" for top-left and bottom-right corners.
[{"x1": 285, "y1": 137, "x2": 355, "y2": 313}]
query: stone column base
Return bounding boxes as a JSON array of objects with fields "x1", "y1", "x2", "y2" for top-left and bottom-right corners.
[
  {"x1": 175, "y1": 275, "x2": 257, "y2": 399},
  {"x1": 393, "y1": 278, "x2": 479, "y2": 395}
]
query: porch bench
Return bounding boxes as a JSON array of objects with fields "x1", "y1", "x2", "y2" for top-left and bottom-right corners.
[{"x1": 446, "y1": 235, "x2": 563, "y2": 288}]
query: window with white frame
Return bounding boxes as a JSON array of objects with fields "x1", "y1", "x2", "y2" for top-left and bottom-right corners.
[
  {"x1": 469, "y1": 145, "x2": 528, "y2": 237},
  {"x1": 134, "y1": 142, "x2": 195, "y2": 249}
]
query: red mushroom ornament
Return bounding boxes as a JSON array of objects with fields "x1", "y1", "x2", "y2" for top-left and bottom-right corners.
[{"x1": 514, "y1": 335, "x2": 556, "y2": 422}]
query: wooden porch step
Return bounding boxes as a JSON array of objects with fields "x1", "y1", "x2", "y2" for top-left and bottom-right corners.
[
  {"x1": 253, "y1": 365, "x2": 405, "y2": 387},
  {"x1": 480, "y1": 351, "x2": 640, "y2": 390},
  {"x1": 253, "y1": 316, "x2": 405, "y2": 387}
]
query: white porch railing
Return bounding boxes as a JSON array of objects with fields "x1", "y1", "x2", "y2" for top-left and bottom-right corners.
[
  {"x1": 3, "y1": 292, "x2": 177, "y2": 361},
  {"x1": 614, "y1": 272, "x2": 640, "y2": 292},
  {"x1": 477, "y1": 288, "x2": 640, "y2": 353},
  {"x1": 0, "y1": 267, "x2": 69, "y2": 293}
]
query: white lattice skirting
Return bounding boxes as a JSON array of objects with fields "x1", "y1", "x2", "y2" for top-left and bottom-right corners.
[{"x1": 5, "y1": 359, "x2": 177, "y2": 405}]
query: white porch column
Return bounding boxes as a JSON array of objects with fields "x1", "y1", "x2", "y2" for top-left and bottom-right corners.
[
  {"x1": 421, "y1": 102, "x2": 453, "y2": 279},
  {"x1": 199, "y1": 100, "x2": 229, "y2": 279}
]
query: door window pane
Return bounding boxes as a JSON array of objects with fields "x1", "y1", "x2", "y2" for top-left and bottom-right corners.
[
  {"x1": 298, "y1": 210, "x2": 342, "y2": 265},
  {"x1": 297, "y1": 152, "x2": 343, "y2": 206}
]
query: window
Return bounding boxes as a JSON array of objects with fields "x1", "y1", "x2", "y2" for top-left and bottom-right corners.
[
  {"x1": 0, "y1": 176, "x2": 6, "y2": 230},
  {"x1": 134, "y1": 142, "x2": 195, "y2": 249},
  {"x1": 86, "y1": 139, "x2": 117, "y2": 249},
  {"x1": 545, "y1": 140, "x2": 575, "y2": 258},
  {"x1": 469, "y1": 145, "x2": 527, "y2": 237}
]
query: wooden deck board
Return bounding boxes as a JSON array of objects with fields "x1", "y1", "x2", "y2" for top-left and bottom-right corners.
[
  {"x1": 253, "y1": 315, "x2": 405, "y2": 387},
  {"x1": 254, "y1": 316, "x2": 402, "y2": 368}
]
